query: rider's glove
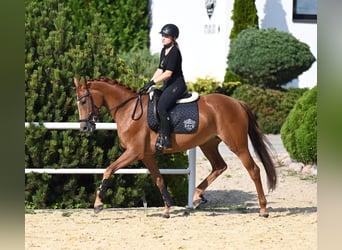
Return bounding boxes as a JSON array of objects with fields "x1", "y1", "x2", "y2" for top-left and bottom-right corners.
[{"x1": 141, "y1": 80, "x2": 155, "y2": 93}]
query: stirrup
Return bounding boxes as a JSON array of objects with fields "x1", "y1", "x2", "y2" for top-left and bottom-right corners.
[
  {"x1": 154, "y1": 136, "x2": 164, "y2": 153},
  {"x1": 163, "y1": 135, "x2": 172, "y2": 149},
  {"x1": 155, "y1": 135, "x2": 172, "y2": 153}
]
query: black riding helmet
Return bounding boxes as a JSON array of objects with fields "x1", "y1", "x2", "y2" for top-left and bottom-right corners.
[{"x1": 160, "y1": 24, "x2": 179, "y2": 38}]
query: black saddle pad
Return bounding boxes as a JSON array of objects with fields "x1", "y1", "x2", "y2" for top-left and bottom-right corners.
[{"x1": 147, "y1": 100, "x2": 199, "y2": 134}]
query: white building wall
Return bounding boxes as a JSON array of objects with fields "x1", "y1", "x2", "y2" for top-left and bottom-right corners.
[{"x1": 149, "y1": 0, "x2": 317, "y2": 88}]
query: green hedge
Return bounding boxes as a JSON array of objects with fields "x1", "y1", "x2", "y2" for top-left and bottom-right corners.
[
  {"x1": 188, "y1": 78, "x2": 307, "y2": 134},
  {"x1": 231, "y1": 85, "x2": 308, "y2": 134},
  {"x1": 187, "y1": 77, "x2": 241, "y2": 96},
  {"x1": 281, "y1": 86, "x2": 317, "y2": 164}
]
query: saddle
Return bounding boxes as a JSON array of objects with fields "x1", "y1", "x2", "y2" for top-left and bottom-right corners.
[{"x1": 147, "y1": 87, "x2": 200, "y2": 134}]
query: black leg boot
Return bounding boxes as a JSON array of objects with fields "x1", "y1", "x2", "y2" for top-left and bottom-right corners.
[
  {"x1": 163, "y1": 120, "x2": 172, "y2": 149},
  {"x1": 155, "y1": 115, "x2": 172, "y2": 152}
]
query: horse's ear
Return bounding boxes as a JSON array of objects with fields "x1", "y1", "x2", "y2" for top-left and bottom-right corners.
[{"x1": 73, "y1": 77, "x2": 80, "y2": 88}]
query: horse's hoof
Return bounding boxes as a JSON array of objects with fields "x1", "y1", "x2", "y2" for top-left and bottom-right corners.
[
  {"x1": 183, "y1": 208, "x2": 191, "y2": 216},
  {"x1": 193, "y1": 195, "x2": 208, "y2": 209},
  {"x1": 259, "y1": 213, "x2": 269, "y2": 218},
  {"x1": 94, "y1": 205, "x2": 104, "y2": 214},
  {"x1": 161, "y1": 214, "x2": 170, "y2": 219}
]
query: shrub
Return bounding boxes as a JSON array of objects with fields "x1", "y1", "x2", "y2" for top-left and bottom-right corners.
[
  {"x1": 229, "y1": 0, "x2": 259, "y2": 40},
  {"x1": 232, "y1": 84, "x2": 308, "y2": 134},
  {"x1": 280, "y1": 86, "x2": 317, "y2": 164},
  {"x1": 187, "y1": 79, "x2": 305, "y2": 134},
  {"x1": 117, "y1": 48, "x2": 160, "y2": 89},
  {"x1": 187, "y1": 77, "x2": 222, "y2": 95},
  {"x1": 187, "y1": 77, "x2": 241, "y2": 96},
  {"x1": 224, "y1": 0, "x2": 258, "y2": 84},
  {"x1": 228, "y1": 27, "x2": 316, "y2": 89}
]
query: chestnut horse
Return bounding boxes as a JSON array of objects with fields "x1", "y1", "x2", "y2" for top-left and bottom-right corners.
[{"x1": 74, "y1": 77, "x2": 277, "y2": 218}]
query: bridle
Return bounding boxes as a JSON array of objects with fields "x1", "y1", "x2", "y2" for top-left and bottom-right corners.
[
  {"x1": 77, "y1": 84, "x2": 144, "y2": 132},
  {"x1": 77, "y1": 86, "x2": 99, "y2": 131}
]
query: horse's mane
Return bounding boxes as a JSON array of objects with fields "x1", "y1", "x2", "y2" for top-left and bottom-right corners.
[{"x1": 88, "y1": 76, "x2": 137, "y2": 93}]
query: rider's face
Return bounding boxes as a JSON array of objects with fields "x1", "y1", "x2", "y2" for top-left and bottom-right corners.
[{"x1": 161, "y1": 34, "x2": 173, "y2": 46}]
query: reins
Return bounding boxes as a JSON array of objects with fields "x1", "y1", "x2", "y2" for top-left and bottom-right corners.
[
  {"x1": 109, "y1": 93, "x2": 144, "y2": 121},
  {"x1": 81, "y1": 80, "x2": 145, "y2": 123}
]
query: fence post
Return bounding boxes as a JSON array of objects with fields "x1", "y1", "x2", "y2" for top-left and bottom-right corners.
[{"x1": 187, "y1": 148, "x2": 196, "y2": 208}]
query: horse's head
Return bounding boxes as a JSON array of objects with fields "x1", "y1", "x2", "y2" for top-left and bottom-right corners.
[{"x1": 74, "y1": 77, "x2": 102, "y2": 132}]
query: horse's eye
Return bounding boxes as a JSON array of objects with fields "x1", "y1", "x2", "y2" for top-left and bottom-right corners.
[{"x1": 81, "y1": 100, "x2": 87, "y2": 106}]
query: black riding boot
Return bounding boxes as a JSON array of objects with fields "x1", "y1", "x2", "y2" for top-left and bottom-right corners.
[{"x1": 155, "y1": 115, "x2": 172, "y2": 152}]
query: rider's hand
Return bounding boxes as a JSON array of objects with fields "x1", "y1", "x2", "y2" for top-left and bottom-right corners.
[{"x1": 140, "y1": 80, "x2": 155, "y2": 93}]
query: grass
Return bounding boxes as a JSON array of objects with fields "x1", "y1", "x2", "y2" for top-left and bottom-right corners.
[
  {"x1": 299, "y1": 174, "x2": 317, "y2": 183},
  {"x1": 25, "y1": 209, "x2": 36, "y2": 214},
  {"x1": 61, "y1": 211, "x2": 72, "y2": 217},
  {"x1": 227, "y1": 204, "x2": 248, "y2": 211},
  {"x1": 284, "y1": 169, "x2": 317, "y2": 183}
]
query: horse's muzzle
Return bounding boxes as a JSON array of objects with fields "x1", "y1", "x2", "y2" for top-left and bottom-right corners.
[{"x1": 80, "y1": 120, "x2": 96, "y2": 132}]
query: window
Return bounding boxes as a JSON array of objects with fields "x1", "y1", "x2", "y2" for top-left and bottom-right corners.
[{"x1": 293, "y1": 0, "x2": 317, "y2": 23}]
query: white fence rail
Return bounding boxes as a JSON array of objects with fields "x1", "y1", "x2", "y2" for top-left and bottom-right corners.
[{"x1": 25, "y1": 122, "x2": 196, "y2": 208}]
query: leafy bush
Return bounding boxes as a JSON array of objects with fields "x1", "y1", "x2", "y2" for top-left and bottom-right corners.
[
  {"x1": 187, "y1": 77, "x2": 222, "y2": 95},
  {"x1": 232, "y1": 84, "x2": 308, "y2": 134},
  {"x1": 280, "y1": 86, "x2": 317, "y2": 164},
  {"x1": 117, "y1": 48, "x2": 160, "y2": 89},
  {"x1": 228, "y1": 27, "x2": 316, "y2": 89},
  {"x1": 187, "y1": 77, "x2": 241, "y2": 96},
  {"x1": 187, "y1": 79, "x2": 305, "y2": 134}
]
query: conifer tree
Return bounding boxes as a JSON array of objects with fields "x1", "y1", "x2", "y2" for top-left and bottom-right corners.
[{"x1": 224, "y1": 0, "x2": 258, "y2": 83}]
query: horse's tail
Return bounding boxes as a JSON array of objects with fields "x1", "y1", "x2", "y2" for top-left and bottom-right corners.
[{"x1": 239, "y1": 101, "x2": 277, "y2": 191}]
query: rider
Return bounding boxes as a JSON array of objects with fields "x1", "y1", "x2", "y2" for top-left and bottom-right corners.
[{"x1": 142, "y1": 24, "x2": 187, "y2": 151}]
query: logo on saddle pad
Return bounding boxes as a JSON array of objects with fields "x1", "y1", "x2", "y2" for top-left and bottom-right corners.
[{"x1": 183, "y1": 118, "x2": 196, "y2": 131}]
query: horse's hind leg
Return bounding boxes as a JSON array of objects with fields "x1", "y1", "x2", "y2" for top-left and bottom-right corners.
[
  {"x1": 193, "y1": 137, "x2": 227, "y2": 207},
  {"x1": 234, "y1": 148, "x2": 269, "y2": 217}
]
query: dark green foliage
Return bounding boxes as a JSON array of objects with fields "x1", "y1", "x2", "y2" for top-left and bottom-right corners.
[
  {"x1": 281, "y1": 86, "x2": 317, "y2": 164},
  {"x1": 223, "y1": 68, "x2": 241, "y2": 84},
  {"x1": 187, "y1": 79, "x2": 305, "y2": 134},
  {"x1": 231, "y1": 85, "x2": 308, "y2": 134},
  {"x1": 228, "y1": 27, "x2": 316, "y2": 89},
  {"x1": 25, "y1": 0, "x2": 188, "y2": 209},
  {"x1": 117, "y1": 48, "x2": 160, "y2": 89},
  {"x1": 187, "y1": 77, "x2": 222, "y2": 95},
  {"x1": 187, "y1": 77, "x2": 241, "y2": 96},
  {"x1": 229, "y1": 0, "x2": 259, "y2": 40},
  {"x1": 224, "y1": 0, "x2": 258, "y2": 82}
]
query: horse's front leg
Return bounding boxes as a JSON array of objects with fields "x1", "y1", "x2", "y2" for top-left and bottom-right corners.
[
  {"x1": 94, "y1": 150, "x2": 139, "y2": 214},
  {"x1": 142, "y1": 157, "x2": 173, "y2": 218}
]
